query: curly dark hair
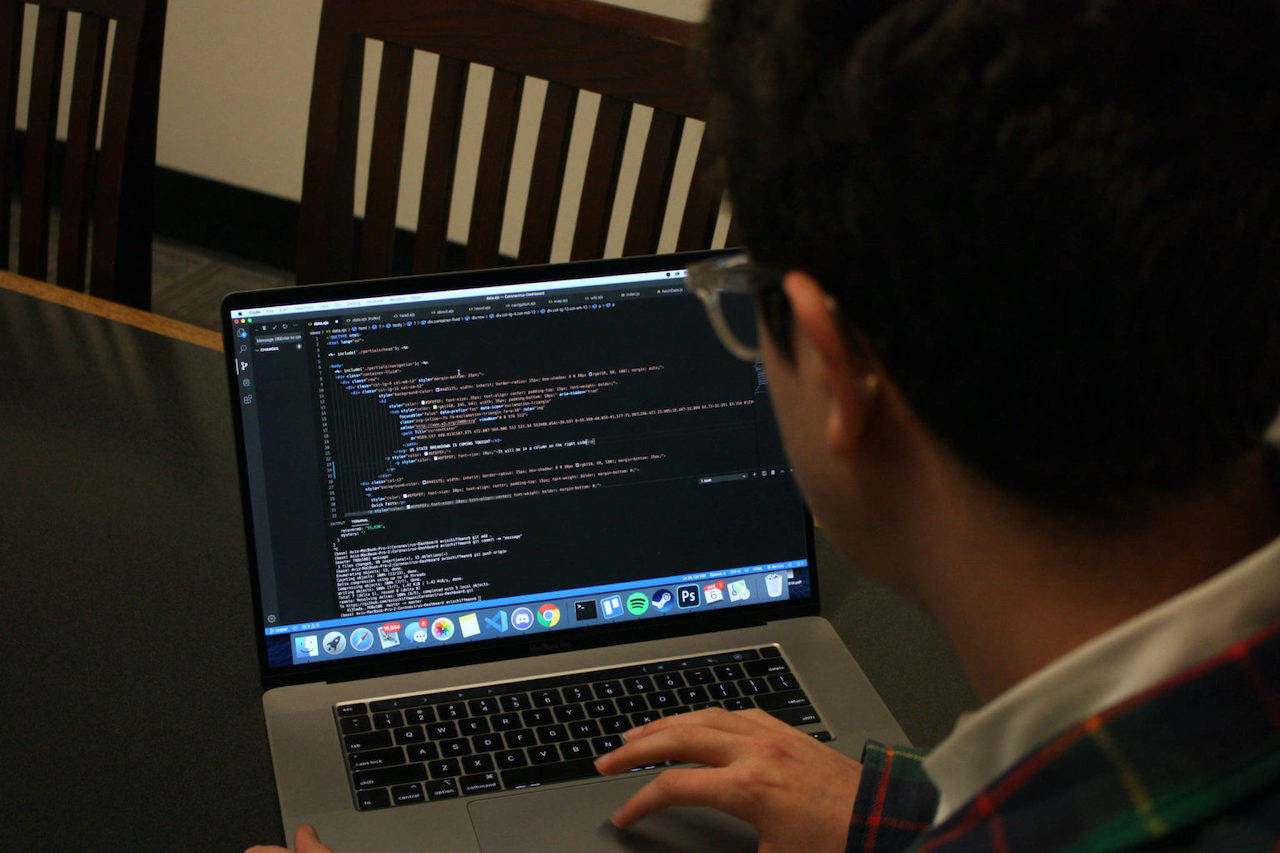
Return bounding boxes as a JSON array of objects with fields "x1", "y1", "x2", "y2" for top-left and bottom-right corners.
[{"x1": 703, "y1": 0, "x2": 1280, "y2": 520}]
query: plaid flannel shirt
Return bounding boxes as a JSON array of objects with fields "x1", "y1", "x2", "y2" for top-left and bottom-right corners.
[{"x1": 846, "y1": 613, "x2": 1280, "y2": 850}]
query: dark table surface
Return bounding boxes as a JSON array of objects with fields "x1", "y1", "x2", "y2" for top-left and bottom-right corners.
[{"x1": 0, "y1": 285, "x2": 974, "y2": 850}]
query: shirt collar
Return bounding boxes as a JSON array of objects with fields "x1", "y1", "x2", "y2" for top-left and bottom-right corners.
[{"x1": 922, "y1": 530, "x2": 1280, "y2": 823}]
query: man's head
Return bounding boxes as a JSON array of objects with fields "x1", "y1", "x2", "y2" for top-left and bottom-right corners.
[{"x1": 701, "y1": 0, "x2": 1280, "y2": 525}]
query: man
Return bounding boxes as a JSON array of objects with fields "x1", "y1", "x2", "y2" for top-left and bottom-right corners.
[{"x1": 255, "y1": 0, "x2": 1280, "y2": 849}]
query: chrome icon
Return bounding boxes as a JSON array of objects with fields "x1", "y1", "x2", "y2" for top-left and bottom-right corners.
[{"x1": 537, "y1": 603, "x2": 561, "y2": 627}]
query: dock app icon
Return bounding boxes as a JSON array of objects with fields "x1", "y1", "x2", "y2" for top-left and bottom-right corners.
[
  {"x1": 601, "y1": 594, "x2": 623, "y2": 618},
  {"x1": 677, "y1": 586, "x2": 699, "y2": 608},
  {"x1": 484, "y1": 610, "x2": 509, "y2": 633}
]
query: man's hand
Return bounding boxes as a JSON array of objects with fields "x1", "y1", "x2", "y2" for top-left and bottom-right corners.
[
  {"x1": 245, "y1": 824, "x2": 333, "y2": 853},
  {"x1": 593, "y1": 708, "x2": 862, "y2": 851}
]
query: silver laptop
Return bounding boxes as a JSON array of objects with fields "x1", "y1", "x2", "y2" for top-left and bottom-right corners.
[{"x1": 222, "y1": 251, "x2": 905, "y2": 851}]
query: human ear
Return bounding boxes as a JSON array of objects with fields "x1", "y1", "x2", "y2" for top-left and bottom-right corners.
[{"x1": 781, "y1": 271, "x2": 880, "y2": 457}]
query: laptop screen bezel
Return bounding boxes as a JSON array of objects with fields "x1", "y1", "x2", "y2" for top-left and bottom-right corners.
[{"x1": 222, "y1": 251, "x2": 820, "y2": 690}]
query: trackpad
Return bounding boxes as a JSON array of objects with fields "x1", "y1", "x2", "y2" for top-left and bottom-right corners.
[{"x1": 468, "y1": 776, "x2": 757, "y2": 851}]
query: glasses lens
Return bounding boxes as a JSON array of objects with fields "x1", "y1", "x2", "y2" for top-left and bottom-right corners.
[{"x1": 718, "y1": 289, "x2": 759, "y2": 357}]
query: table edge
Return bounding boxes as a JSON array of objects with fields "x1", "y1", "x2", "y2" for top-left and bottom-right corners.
[{"x1": 0, "y1": 271, "x2": 224, "y2": 352}]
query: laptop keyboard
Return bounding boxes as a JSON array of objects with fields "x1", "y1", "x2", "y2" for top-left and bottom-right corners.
[{"x1": 335, "y1": 645, "x2": 829, "y2": 810}]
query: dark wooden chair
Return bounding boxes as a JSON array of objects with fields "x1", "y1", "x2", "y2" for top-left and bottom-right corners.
[
  {"x1": 0, "y1": 0, "x2": 167, "y2": 309},
  {"x1": 297, "y1": 0, "x2": 733, "y2": 286}
]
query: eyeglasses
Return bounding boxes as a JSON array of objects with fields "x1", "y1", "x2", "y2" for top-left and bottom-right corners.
[{"x1": 685, "y1": 252, "x2": 786, "y2": 361}]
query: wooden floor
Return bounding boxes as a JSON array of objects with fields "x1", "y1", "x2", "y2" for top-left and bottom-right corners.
[
  {"x1": 8, "y1": 207, "x2": 293, "y2": 331},
  {"x1": 151, "y1": 237, "x2": 293, "y2": 330}
]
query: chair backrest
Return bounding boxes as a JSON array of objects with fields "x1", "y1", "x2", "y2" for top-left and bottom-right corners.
[
  {"x1": 0, "y1": 0, "x2": 166, "y2": 308},
  {"x1": 297, "y1": 0, "x2": 733, "y2": 286}
]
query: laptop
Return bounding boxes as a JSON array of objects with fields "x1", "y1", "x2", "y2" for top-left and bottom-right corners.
[{"x1": 222, "y1": 250, "x2": 906, "y2": 851}]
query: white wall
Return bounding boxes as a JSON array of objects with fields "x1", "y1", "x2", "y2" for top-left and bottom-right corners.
[{"x1": 155, "y1": 0, "x2": 712, "y2": 257}]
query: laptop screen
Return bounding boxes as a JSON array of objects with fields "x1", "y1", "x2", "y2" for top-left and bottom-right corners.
[{"x1": 225, "y1": 253, "x2": 814, "y2": 675}]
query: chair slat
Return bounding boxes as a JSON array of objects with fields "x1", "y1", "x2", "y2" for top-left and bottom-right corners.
[
  {"x1": 464, "y1": 67, "x2": 523, "y2": 269},
  {"x1": 675, "y1": 135, "x2": 722, "y2": 252},
  {"x1": 622, "y1": 107, "x2": 682, "y2": 257},
  {"x1": 58, "y1": 12, "x2": 108, "y2": 291},
  {"x1": 570, "y1": 94, "x2": 630, "y2": 261},
  {"x1": 516, "y1": 81, "x2": 576, "y2": 266},
  {"x1": 358, "y1": 41, "x2": 413, "y2": 279},
  {"x1": 725, "y1": 215, "x2": 740, "y2": 249},
  {"x1": 412, "y1": 54, "x2": 468, "y2": 274},
  {"x1": 19, "y1": 6, "x2": 67, "y2": 281},
  {"x1": 0, "y1": 3, "x2": 23, "y2": 269},
  {"x1": 297, "y1": 8, "x2": 365, "y2": 285}
]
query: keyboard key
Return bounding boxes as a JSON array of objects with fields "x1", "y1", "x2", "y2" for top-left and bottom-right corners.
[
  {"x1": 592, "y1": 735, "x2": 623, "y2": 754},
  {"x1": 495, "y1": 749, "x2": 527, "y2": 769},
  {"x1": 655, "y1": 672, "x2": 685, "y2": 690},
  {"x1": 630, "y1": 711, "x2": 660, "y2": 727},
  {"x1": 755, "y1": 690, "x2": 811, "y2": 711},
  {"x1": 724, "y1": 697, "x2": 754, "y2": 711},
  {"x1": 617, "y1": 696, "x2": 646, "y2": 713},
  {"x1": 506, "y1": 729, "x2": 536, "y2": 749},
  {"x1": 569, "y1": 720, "x2": 601, "y2": 739},
  {"x1": 521, "y1": 708, "x2": 552, "y2": 727},
  {"x1": 661, "y1": 706, "x2": 688, "y2": 717},
  {"x1": 537, "y1": 725, "x2": 568, "y2": 743},
  {"x1": 356, "y1": 788, "x2": 391, "y2": 810},
  {"x1": 810, "y1": 730, "x2": 833, "y2": 742},
  {"x1": 352, "y1": 763, "x2": 426, "y2": 790},
  {"x1": 460, "y1": 717, "x2": 490, "y2": 736},
  {"x1": 528, "y1": 744, "x2": 561, "y2": 764},
  {"x1": 427, "y1": 722, "x2": 458, "y2": 740},
  {"x1": 771, "y1": 705, "x2": 823, "y2": 726},
  {"x1": 492, "y1": 712, "x2": 522, "y2": 731},
  {"x1": 648, "y1": 690, "x2": 677, "y2": 709},
  {"x1": 407, "y1": 742, "x2": 440, "y2": 762},
  {"x1": 339, "y1": 715, "x2": 372, "y2": 735},
  {"x1": 391, "y1": 782, "x2": 425, "y2": 806},
  {"x1": 561, "y1": 685, "x2": 589, "y2": 703},
  {"x1": 337, "y1": 703, "x2": 367, "y2": 717},
  {"x1": 531, "y1": 689, "x2": 560, "y2": 707},
  {"x1": 690, "y1": 702, "x2": 720, "y2": 711},
  {"x1": 585, "y1": 699, "x2": 616, "y2": 717},
  {"x1": 348, "y1": 747, "x2": 406, "y2": 771},
  {"x1": 553, "y1": 704, "x2": 585, "y2": 722},
  {"x1": 405, "y1": 707, "x2": 436, "y2": 725},
  {"x1": 501, "y1": 758, "x2": 600, "y2": 789},
  {"x1": 758, "y1": 646, "x2": 782, "y2": 658},
  {"x1": 463, "y1": 754, "x2": 496, "y2": 774},
  {"x1": 714, "y1": 664, "x2": 745, "y2": 681},
  {"x1": 472, "y1": 733, "x2": 502, "y2": 753},
  {"x1": 394, "y1": 726, "x2": 426, "y2": 745},
  {"x1": 768, "y1": 673, "x2": 799, "y2": 692},
  {"x1": 624, "y1": 677, "x2": 655, "y2": 694},
  {"x1": 428, "y1": 758, "x2": 461, "y2": 779},
  {"x1": 745, "y1": 659, "x2": 790, "y2": 677},
  {"x1": 709, "y1": 682, "x2": 740, "y2": 700},
  {"x1": 460, "y1": 772, "x2": 502, "y2": 796},
  {"x1": 593, "y1": 681, "x2": 623, "y2": 699},
  {"x1": 601, "y1": 716, "x2": 630, "y2": 734},
  {"x1": 500, "y1": 693, "x2": 530, "y2": 712},
  {"x1": 678, "y1": 686, "x2": 709, "y2": 705},
  {"x1": 344, "y1": 730, "x2": 392, "y2": 752},
  {"x1": 438, "y1": 702, "x2": 468, "y2": 720},
  {"x1": 561, "y1": 740, "x2": 592, "y2": 760},
  {"x1": 468, "y1": 697, "x2": 498, "y2": 716},
  {"x1": 373, "y1": 710, "x2": 404, "y2": 729},
  {"x1": 738, "y1": 678, "x2": 767, "y2": 696},
  {"x1": 685, "y1": 668, "x2": 714, "y2": 685},
  {"x1": 426, "y1": 778, "x2": 459, "y2": 801},
  {"x1": 441, "y1": 738, "x2": 472, "y2": 758}
]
